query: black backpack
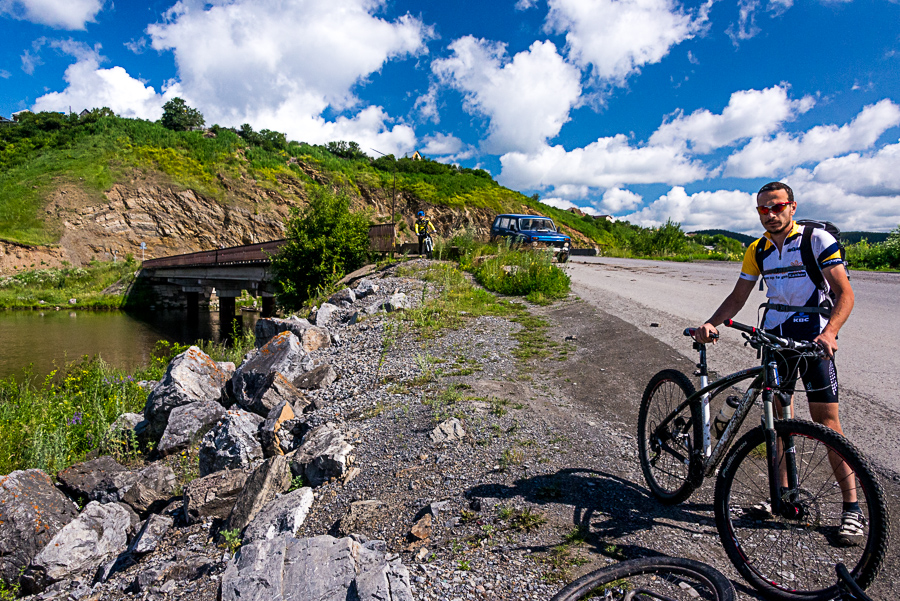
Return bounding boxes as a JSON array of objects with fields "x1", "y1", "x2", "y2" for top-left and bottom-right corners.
[{"x1": 754, "y1": 219, "x2": 847, "y2": 316}]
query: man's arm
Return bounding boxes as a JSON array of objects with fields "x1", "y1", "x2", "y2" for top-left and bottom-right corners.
[
  {"x1": 814, "y1": 264, "x2": 854, "y2": 358},
  {"x1": 695, "y1": 277, "x2": 756, "y2": 343}
]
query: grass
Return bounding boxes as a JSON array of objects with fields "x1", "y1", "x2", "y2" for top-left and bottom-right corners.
[
  {"x1": 471, "y1": 245, "x2": 570, "y2": 304},
  {"x1": 0, "y1": 326, "x2": 255, "y2": 475},
  {"x1": 0, "y1": 257, "x2": 138, "y2": 309}
]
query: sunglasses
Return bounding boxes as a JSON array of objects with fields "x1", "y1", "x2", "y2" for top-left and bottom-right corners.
[{"x1": 756, "y1": 201, "x2": 793, "y2": 216}]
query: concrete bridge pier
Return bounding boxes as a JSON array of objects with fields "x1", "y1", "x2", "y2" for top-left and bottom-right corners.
[
  {"x1": 261, "y1": 295, "x2": 276, "y2": 318},
  {"x1": 217, "y1": 289, "x2": 241, "y2": 335}
]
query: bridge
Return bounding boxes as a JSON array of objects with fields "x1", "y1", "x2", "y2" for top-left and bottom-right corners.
[{"x1": 136, "y1": 224, "x2": 397, "y2": 319}]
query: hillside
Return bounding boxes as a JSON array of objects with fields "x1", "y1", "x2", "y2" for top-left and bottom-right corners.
[{"x1": 0, "y1": 111, "x2": 809, "y2": 271}]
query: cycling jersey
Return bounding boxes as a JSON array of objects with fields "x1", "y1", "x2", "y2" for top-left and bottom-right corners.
[
  {"x1": 740, "y1": 223, "x2": 843, "y2": 333},
  {"x1": 414, "y1": 219, "x2": 436, "y2": 236}
]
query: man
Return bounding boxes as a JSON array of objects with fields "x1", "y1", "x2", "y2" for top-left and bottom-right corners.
[
  {"x1": 414, "y1": 210, "x2": 436, "y2": 257},
  {"x1": 694, "y1": 181, "x2": 861, "y2": 545}
]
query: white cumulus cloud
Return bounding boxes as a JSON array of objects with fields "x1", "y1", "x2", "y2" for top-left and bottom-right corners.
[
  {"x1": 650, "y1": 85, "x2": 815, "y2": 153},
  {"x1": 0, "y1": 0, "x2": 103, "y2": 30},
  {"x1": 597, "y1": 187, "x2": 644, "y2": 212},
  {"x1": 498, "y1": 136, "x2": 707, "y2": 193},
  {"x1": 431, "y1": 36, "x2": 582, "y2": 154},
  {"x1": 622, "y1": 186, "x2": 758, "y2": 232},
  {"x1": 146, "y1": 0, "x2": 431, "y2": 153},
  {"x1": 785, "y1": 168, "x2": 900, "y2": 231},
  {"x1": 539, "y1": 197, "x2": 600, "y2": 215},
  {"x1": 808, "y1": 142, "x2": 900, "y2": 198},
  {"x1": 545, "y1": 0, "x2": 709, "y2": 84},
  {"x1": 31, "y1": 41, "x2": 178, "y2": 118},
  {"x1": 725, "y1": 99, "x2": 900, "y2": 177}
]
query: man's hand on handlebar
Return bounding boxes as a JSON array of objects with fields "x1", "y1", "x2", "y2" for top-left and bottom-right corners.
[
  {"x1": 695, "y1": 322, "x2": 719, "y2": 344},
  {"x1": 813, "y1": 330, "x2": 838, "y2": 359}
]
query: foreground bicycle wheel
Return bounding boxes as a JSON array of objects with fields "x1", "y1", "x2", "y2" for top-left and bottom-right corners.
[
  {"x1": 638, "y1": 369, "x2": 702, "y2": 504},
  {"x1": 551, "y1": 556, "x2": 736, "y2": 601},
  {"x1": 714, "y1": 419, "x2": 889, "y2": 601}
]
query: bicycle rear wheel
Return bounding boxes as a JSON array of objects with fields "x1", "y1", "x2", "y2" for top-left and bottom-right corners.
[
  {"x1": 714, "y1": 419, "x2": 889, "y2": 601},
  {"x1": 638, "y1": 369, "x2": 703, "y2": 504},
  {"x1": 551, "y1": 556, "x2": 735, "y2": 601}
]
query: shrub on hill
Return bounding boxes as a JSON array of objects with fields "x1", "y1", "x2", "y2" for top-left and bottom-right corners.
[{"x1": 270, "y1": 187, "x2": 371, "y2": 309}]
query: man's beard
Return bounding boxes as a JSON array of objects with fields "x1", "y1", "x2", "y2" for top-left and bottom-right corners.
[{"x1": 764, "y1": 219, "x2": 791, "y2": 235}]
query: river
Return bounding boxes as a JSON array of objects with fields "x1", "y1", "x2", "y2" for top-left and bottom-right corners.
[{"x1": 0, "y1": 308, "x2": 261, "y2": 381}]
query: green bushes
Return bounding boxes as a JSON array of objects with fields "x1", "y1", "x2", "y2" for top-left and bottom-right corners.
[
  {"x1": 271, "y1": 187, "x2": 371, "y2": 309},
  {"x1": 845, "y1": 226, "x2": 900, "y2": 270},
  {"x1": 474, "y1": 247, "x2": 570, "y2": 304}
]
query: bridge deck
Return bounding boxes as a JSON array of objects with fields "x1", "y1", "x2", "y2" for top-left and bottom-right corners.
[{"x1": 141, "y1": 240, "x2": 286, "y2": 269}]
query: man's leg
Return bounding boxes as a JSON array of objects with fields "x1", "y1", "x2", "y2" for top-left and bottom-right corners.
[{"x1": 809, "y1": 401, "x2": 857, "y2": 504}]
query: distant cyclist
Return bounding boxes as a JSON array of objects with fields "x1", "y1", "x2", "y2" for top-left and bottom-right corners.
[
  {"x1": 694, "y1": 181, "x2": 861, "y2": 545},
  {"x1": 414, "y1": 210, "x2": 437, "y2": 257}
]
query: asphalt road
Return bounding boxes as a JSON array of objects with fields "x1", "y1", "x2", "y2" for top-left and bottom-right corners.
[{"x1": 567, "y1": 256, "x2": 900, "y2": 478}]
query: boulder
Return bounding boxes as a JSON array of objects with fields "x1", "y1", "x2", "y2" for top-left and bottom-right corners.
[
  {"x1": 0, "y1": 470, "x2": 79, "y2": 585},
  {"x1": 429, "y1": 418, "x2": 467, "y2": 445},
  {"x1": 260, "y1": 401, "x2": 310, "y2": 457},
  {"x1": 56, "y1": 455, "x2": 138, "y2": 504},
  {"x1": 105, "y1": 412, "x2": 144, "y2": 446},
  {"x1": 219, "y1": 534, "x2": 413, "y2": 601},
  {"x1": 353, "y1": 279, "x2": 378, "y2": 299},
  {"x1": 242, "y1": 487, "x2": 314, "y2": 544},
  {"x1": 198, "y1": 409, "x2": 264, "y2": 476},
  {"x1": 225, "y1": 456, "x2": 292, "y2": 533},
  {"x1": 254, "y1": 317, "x2": 312, "y2": 349},
  {"x1": 301, "y1": 326, "x2": 331, "y2": 352},
  {"x1": 21, "y1": 501, "x2": 132, "y2": 594},
  {"x1": 143, "y1": 346, "x2": 231, "y2": 441},
  {"x1": 231, "y1": 332, "x2": 311, "y2": 410},
  {"x1": 121, "y1": 463, "x2": 177, "y2": 515},
  {"x1": 293, "y1": 363, "x2": 337, "y2": 390},
  {"x1": 288, "y1": 423, "x2": 354, "y2": 487},
  {"x1": 328, "y1": 288, "x2": 356, "y2": 306},
  {"x1": 157, "y1": 400, "x2": 227, "y2": 457},
  {"x1": 245, "y1": 371, "x2": 309, "y2": 417},
  {"x1": 336, "y1": 500, "x2": 388, "y2": 537},
  {"x1": 217, "y1": 361, "x2": 237, "y2": 379},
  {"x1": 128, "y1": 514, "x2": 173, "y2": 555},
  {"x1": 312, "y1": 302, "x2": 339, "y2": 327},
  {"x1": 183, "y1": 469, "x2": 250, "y2": 524},
  {"x1": 367, "y1": 292, "x2": 408, "y2": 314}
]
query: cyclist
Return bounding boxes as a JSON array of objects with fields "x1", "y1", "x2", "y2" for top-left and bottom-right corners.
[
  {"x1": 694, "y1": 181, "x2": 861, "y2": 545},
  {"x1": 414, "y1": 210, "x2": 437, "y2": 256}
]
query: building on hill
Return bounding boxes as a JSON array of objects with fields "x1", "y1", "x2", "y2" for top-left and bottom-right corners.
[
  {"x1": 567, "y1": 207, "x2": 587, "y2": 217},
  {"x1": 0, "y1": 116, "x2": 16, "y2": 126},
  {"x1": 79, "y1": 109, "x2": 91, "y2": 118},
  {"x1": 410, "y1": 150, "x2": 423, "y2": 161},
  {"x1": 594, "y1": 214, "x2": 614, "y2": 222}
]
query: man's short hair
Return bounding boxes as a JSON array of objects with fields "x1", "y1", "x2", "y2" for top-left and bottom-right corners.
[{"x1": 757, "y1": 181, "x2": 794, "y2": 203}]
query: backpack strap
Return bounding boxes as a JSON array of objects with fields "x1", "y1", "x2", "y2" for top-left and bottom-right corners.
[
  {"x1": 754, "y1": 236, "x2": 770, "y2": 292},
  {"x1": 758, "y1": 302, "x2": 832, "y2": 316},
  {"x1": 800, "y1": 224, "x2": 826, "y2": 290}
]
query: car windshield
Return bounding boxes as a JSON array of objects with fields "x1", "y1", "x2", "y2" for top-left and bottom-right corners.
[{"x1": 519, "y1": 219, "x2": 555, "y2": 231}]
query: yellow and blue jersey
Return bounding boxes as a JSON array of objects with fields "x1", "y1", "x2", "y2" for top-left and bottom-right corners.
[{"x1": 740, "y1": 223, "x2": 843, "y2": 331}]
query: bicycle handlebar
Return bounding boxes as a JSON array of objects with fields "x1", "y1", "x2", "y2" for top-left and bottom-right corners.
[
  {"x1": 683, "y1": 327, "x2": 718, "y2": 340},
  {"x1": 723, "y1": 319, "x2": 822, "y2": 354}
]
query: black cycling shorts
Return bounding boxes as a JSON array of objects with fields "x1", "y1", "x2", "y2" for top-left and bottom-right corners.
[{"x1": 767, "y1": 317, "x2": 839, "y2": 405}]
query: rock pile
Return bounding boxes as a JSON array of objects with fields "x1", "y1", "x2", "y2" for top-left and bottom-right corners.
[{"x1": 0, "y1": 275, "x2": 422, "y2": 600}]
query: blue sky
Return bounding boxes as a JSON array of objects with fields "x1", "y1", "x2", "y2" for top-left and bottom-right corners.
[{"x1": 1, "y1": 0, "x2": 899, "y2": 233}]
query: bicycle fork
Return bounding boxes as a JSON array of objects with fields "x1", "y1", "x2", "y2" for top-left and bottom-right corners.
[{"x1": 762, "y1": 360, "x2": 800, "y2": 517}]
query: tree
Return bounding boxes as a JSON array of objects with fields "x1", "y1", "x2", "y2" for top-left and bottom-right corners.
[
  {"x1": 160, "y1": 97, "x2": 205, "y2": 131},
  {"x1": 270, "y1": 187, "x2": 371, "y2": 309}
]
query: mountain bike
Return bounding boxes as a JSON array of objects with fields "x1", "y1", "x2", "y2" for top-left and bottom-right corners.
[
  {"x1": 637, "y1": 319, "x2": 889, "y2": 601},
  {"x1": 551, "y1": 556, "x2": 735, "y2": 601},
  {"x1": 422, "y1": 233, "x2": 434, "y2": 259}
]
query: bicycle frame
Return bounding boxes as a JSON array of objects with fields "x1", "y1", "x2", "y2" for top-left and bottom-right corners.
[{"x1": 653, "y1": 339, "x2": 795, "y2": 487}]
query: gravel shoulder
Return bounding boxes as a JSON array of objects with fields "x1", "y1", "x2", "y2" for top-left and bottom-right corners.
[{"x1": 63, "y1": 261, "x2": 898, "y2": 601}]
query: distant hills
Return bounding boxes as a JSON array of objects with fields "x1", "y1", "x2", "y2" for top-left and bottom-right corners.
[{"x1": 691, "y1": 229, "x2": 891, "y2": 246}]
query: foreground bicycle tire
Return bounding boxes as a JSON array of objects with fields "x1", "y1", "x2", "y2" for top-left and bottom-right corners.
[
  {"x1": 551, "y1": 556, "x2": 736, "y2": 601},
  {"x1": 638, "y1": 369, "x2": 703, "y2": 504},
  {"x1": 714, "y1": 419, "x2": 889, "y2": 601}
]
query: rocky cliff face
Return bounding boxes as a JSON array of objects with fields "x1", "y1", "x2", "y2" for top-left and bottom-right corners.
[{"x1": 0, "y1": 170, "x2": 587, "y2": 273}]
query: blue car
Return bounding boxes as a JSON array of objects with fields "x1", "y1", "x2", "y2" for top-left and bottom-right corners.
[{"x1": 490, "y1": 214, "x2": 571, "y2": 262}]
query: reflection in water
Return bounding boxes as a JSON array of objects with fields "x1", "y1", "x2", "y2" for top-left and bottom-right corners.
[{"x1": 0, "y1": 309, "x2": 259, "y2": 381}]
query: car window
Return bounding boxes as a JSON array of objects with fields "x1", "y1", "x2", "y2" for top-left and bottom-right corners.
[
  {"x1": 520, "y1": 219, "x2": 554, "y2": 231},
  {"x1": 499, "y1": 217, "x2": 510, "y2": 229},
  {"x1": 492, "y1": 217, "x2": 501, "y2": 229}
]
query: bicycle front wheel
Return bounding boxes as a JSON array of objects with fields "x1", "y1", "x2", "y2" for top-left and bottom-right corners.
[
  {"x1": 714, "y1": 419, "x2": 889, "y2": 601},
  {"x1": 551, "y1": 556, "x2": 736, "y2": 601},
  {"x1": 638, "y1": 369, "x2": 703, "y2": 504}
]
